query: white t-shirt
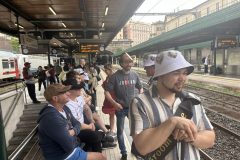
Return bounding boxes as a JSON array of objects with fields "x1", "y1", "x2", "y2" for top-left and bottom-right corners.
[{"x1": 65, "y1": 96, "x2": 85, "y2": 123}]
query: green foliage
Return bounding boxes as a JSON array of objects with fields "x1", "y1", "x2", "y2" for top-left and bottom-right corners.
[{"x1": 10, "y1": 37, "x2": 20, "y2": 53}]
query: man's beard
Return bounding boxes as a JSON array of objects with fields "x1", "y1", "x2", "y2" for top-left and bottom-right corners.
[{"x1": 162, "y1": 81, "x2": 183, "y2": 94}]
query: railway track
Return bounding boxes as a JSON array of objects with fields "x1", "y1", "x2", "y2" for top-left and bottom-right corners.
[
  {"x1": 0, "y1": 80, "x2": 25, "y2": 94},
  {"x1": 199, "y1": 150, "x2": 214, "y2": 160},
  {"x1": 211, "y1": 121, "x2": 240, "y2": 139},
  {"x1": 186, "y1": 85, "x2": 240, "y2": 112}
]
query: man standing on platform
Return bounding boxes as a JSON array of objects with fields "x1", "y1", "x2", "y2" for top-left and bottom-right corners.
[
  {"x1": 105, "y1": 52, "x2": 143, "y2": 160},
  {"x1": 22, "y1": 62, "x2": 40, "y2": 104},
  {"x1": 129, "y1": 50, "x2": 215, "y2": 160},
  {"x1": 143, "y1": 54, "x2": 157, "y2": 85}
]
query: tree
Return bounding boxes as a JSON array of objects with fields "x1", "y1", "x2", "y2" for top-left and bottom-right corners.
[{"x1": 10, "y1": 37, "x2": 20, "y2": 53}]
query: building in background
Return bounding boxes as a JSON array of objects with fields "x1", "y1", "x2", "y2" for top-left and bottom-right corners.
[
  {"x1": 150, "y1": 21, "x2": 165, "y2": 38},
  {"x1": 0, "y1": 33, "x2": 13, "y2": 51},
  {"x1": 123, "y1": 20, "x2": 152, "y2": 46}
]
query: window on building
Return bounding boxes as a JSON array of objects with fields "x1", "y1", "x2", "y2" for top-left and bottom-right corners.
[
  {"x1": 207, "y1": 7, "x2": 210, "y2": 15},
  {"x1": 216, "y1": 2, "x2": 220, "y2": 11},
  {"x1": 198, "y1": 11, "x2": 201, "y2": 18}
]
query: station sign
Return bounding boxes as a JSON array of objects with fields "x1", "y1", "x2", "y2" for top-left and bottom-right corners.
[
  {"x1": 216, "y1": 36, "x2": 238, "y2": 49},
  {"x1": 80, "y1": 44, "x2": 99, "y2": 53},
  {"x1": 20, "y1": 34, "x2": 38, "y2": 49}
]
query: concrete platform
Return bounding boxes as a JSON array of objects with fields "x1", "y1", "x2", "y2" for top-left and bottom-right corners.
[{"x1": 189, "y1": 74, "x2": 240, "y2": 91}]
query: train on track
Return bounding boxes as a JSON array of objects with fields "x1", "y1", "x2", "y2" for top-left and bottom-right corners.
[
  {"x1": 0, "y1": 50, "x2": 20, "y2": 80},
  {"x1": 0, "y1": 50, "x2": 60, "y2": 81}
]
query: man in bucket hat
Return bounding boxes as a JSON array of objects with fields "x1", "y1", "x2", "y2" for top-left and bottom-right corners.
[
  {"x1": 143, "y1": 54, "x2": 157, "y2": 85},
  {"x1": 38, "y1": 84, "x2": 106, "y2": 160},
  {"x1": 129, "y1": 50, "x2": 215, "y2": 160}
]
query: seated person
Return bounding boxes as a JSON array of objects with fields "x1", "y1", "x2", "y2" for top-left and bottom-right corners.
[
  {"x1": 38, "y1": 84, "x2": 106, "y2": 160},
  {"x1": 63, "y1": 79, "x2": 117, "y2": 150},
  {"x1": 67, "y1": 71, "x2": 117, "y2": 139}
]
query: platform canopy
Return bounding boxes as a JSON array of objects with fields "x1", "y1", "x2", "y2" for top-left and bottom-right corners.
[{"x1": 0, "y1": 0, "x2": 144, "y2": 53}]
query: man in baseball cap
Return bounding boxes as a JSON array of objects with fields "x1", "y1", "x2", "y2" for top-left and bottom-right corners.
[
  {"x1": 22, "y1": 61, "x2": 40, "y2": 104},
  {"x1": 130, "y1": 50, "x2": 215, "y2": 160},
  {"x1": 143, "y1": 54, "x2": 157, "y2": 85},
  {"x1": 24, "y1": 62, "x2": 31, "y2": 66},
  {"x1": 38, "y1": 84, "x2": 106, "y2": 160}
]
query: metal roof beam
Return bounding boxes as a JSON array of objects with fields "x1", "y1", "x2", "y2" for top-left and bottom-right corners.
[
  {"x1": 30, "y1": 18, "x2": 84, "y2": 22},
  {"x1": 0, "y1": 0, "x2": 31, "y2": 21},
  {"x1": 22, "y1": 28, "x2": 104, "y2": 32}
]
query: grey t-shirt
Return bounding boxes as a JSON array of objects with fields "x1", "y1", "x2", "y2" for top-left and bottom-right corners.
[{"x1": 106, "y1": 69, "x2": 142, "y2": 108}]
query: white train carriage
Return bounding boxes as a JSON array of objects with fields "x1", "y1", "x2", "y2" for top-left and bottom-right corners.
[{"x1": 0, "y1": 51, "x2": 20, "y2": 80}]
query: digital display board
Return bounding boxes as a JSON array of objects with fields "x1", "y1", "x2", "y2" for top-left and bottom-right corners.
[{"x1": 80, "y1": 44, "x2": 99, "y2": 53}]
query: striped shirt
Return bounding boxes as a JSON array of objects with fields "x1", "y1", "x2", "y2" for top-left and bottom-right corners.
[{"x1": 129, "y1": 84, "x2": 213, "y2": 160}]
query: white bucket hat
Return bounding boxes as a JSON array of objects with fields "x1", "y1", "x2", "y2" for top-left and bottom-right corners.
[
  {"x1": 153, "y1": 50, "x2": 194, "y2": 79},
  {"x1": 143, "y1": 54, "x2": 157, "y2": 67}
]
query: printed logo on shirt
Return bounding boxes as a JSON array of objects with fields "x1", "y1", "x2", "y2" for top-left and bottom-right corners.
[{"x1": 119, "y1": 80, "x2": 136, "y2": 86}]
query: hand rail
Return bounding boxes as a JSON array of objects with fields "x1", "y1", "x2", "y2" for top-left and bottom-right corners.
[
  {"x1": 0, "y1": 103, "x2": 8, "y2": 160},
  {"x1": 8, "y1": 125, "x2": 38, "y2": 160}
]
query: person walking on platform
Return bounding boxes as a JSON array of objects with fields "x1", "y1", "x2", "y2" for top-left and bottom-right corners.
[
  {"x1": 54, "y1": 62, "x2": 62, "y2": 83},
  {"x1": 37, "y1": 66, "x2": 46, "y2": 91},
  {"x1": 129, "y1": 50, "x2": 215, "y2": 160},
  {"x1": 143, "y1": 54, "x2": 157, "y2": 85},
  {"x1": 105, "y1": 53, "x2": 143, "y2": 160},
  {"x1": 38, "y1": 84, "x2": 106, "y2": 160},
  {"x1": 102, "y1": 64, "x2": 116, "y2": 136},
  {"x1": 204, "y1": 55, "x2": 209, "y2": 74},
  {"x1": 22, "y1": 62, "x2": 40, "y2": 104},
  {"x1": 79, "y1": 58, "x2": 86, "y2": 70},
  {"x1": 48, "y1": 64, "x2": 56, "y2": 84}
]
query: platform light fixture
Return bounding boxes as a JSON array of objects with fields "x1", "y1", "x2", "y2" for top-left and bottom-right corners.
[
  {"x1": 49, "y1": 6, "x2": 57, "y2": 15},
  {"x1": 15, "y1": 23, "x2": 24, "y2": 29},
  {"x1": 104, "y1": 6, "x2": 109, "y2": 16},
  {"x1": 102, "y1": 22, "x2": 105, "y2": 28},
  {"x1": 62, "y1": 22, "x2": 66, "y2": 28}
]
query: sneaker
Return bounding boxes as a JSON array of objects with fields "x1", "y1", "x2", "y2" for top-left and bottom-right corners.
[
  {"x1": 121, "y1": 154, "x2": 127, "y2": 160},
  {"x1": 107, "y1": 131, "x2": 117, "y2": 139},
  {"x1": 102, "y1": 142, "x2": 117, "y2": 149},
  {"x1": 102, "y1": 134, "x2": 115, "y2": 142},
  {"x1": 33, "y1": 100, "x2": 41, "y2": 104}
]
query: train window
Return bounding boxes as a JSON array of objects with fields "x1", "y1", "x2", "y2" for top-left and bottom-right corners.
[
  {"x1": 10, "y1": 60, "x2": 15, "y2": 68},
  {"x1": 2, "y1": 59, "x2": 9, "y2": 69}
]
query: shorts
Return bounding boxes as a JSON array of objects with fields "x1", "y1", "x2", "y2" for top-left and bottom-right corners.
[{"x1": 65, "y1": 147, "x2": 87, "y2": 160}]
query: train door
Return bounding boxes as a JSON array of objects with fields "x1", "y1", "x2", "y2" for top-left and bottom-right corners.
[{"x1": 14, "y1": 58, "x2": 20, "y2": 79}]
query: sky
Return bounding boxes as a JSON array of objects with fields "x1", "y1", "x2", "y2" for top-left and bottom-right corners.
[{"x1": 131, "y1": 0, "x2": 207, "y2": 23}]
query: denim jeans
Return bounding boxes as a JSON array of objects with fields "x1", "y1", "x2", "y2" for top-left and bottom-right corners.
[{"x1": 116, "y1": 107, "x2": 129, "y2": 155}]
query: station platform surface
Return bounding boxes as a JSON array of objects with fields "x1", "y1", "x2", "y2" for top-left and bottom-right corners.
[{"x1": 188, "y1": 73, "x2": 240, "y2": 91}]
